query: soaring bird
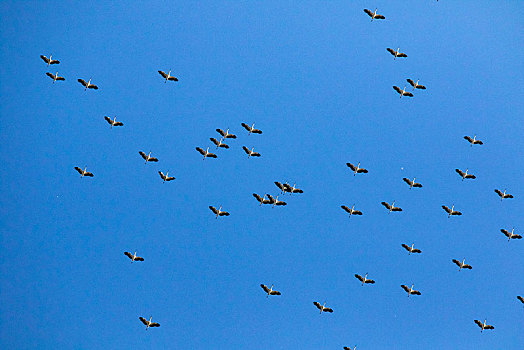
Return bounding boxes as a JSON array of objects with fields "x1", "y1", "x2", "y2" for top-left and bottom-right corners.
[
  {"x1": 464, "y1": 135, "x2": 483, "y2": 146},
  {"x1": 158, "y1": 171, "x2": 175, "y2": 183},
  {"x1": 517, "y1": 296, "x2": 524, "y2": 305},
  {"x1": 401, "y1": 243, "x2": 421, "y2": 255},
  {"x1": 242, "y1": 146, "x2": 261, "y2": 158},
  {"x1": 104, "y1": 116, "x2": 123, "y2": 128},
  {"x1": 216, "y1": 128, "x2": 237, "y2": 139},
  {"x1": 40, "y1": 55, "x2": 60, "y2": 66},
  {"x1": 158, "y1": 70, "x2": 178, "y2": 83},
  {"x1": 407, "y1": 79, "x2": 426, "y2": 90},
  {"x1": 74, "y1": 166, "x2": 94, "y2": 178},
  {"x1": 313, "y1": 301, "x2": 333, "y2": 314},
  {"x1": 401, "y1": 284, "x2": 421, "y2": 297},
  {"x1": 124, "y1": 251, "x2": 144, "y2": 263},
  {"x1": 139, "y1": 151, "x2": 159, "y2": 164},
  {"x1": 393, "y1": 86, "x2": 414, "y2": 98},
  {"x1": 387, "y1": 48, "x2": 408, "y2": 60},
  {"x1": 209, "y1": 206, "x2": 230, "y2": 219},
  {"x1": 77, "y1": 78, "x2": 98, "y2": 90},
  {"x1": 260, "y1": 284, "x2": 281, "y2": 298},
  {"x1": 403, "y1": 177, "x2": 423, "y2": 189},
  {"x1": 139, "y1": 316, "x2": 160, "y2": 330},
  {"x1": 283, "y1": 183, "x2": 303, "y2": 194},
  {"x1": 45, "y1": 72, "x2": 65, "y2": 83},
  {"x1": 346, "y1": 162, "x2": 368, "y2": 176},
  {"x1": 452, "y1": 258, "x2": 472, "y2": 271},
  {"x1": 455, "y1": 168, "x2": 476, "y2": 181},
  {"x1": 241, "y1": 122, "x2": 262, "y2": 135},
  {"x1": 196, "y1": 147, "x2": 217, "y2": 160},
  {"x1": 500, "y1": 228, "x2": 522, "y2": 241},
  {"x1": 266, "y1": 194, "x2": 287, "y2": 207},
  {"x1": 341, "y1": 204, "x2": 363, "y2": 218},
  {"x1": 355, "y1": 273, "x2": 375, "y2": 286},
  {"x1": 210, "y1": 137, "x2": 229, "y2": 149},
  {"x1": 494, "y1": 189, "x2": 513, "y2": 201},
  {"x1": 474, "y1": 319, "x2": 494, "y2": 333},
  {"x1": 363, "y1": 8, "x2": 385, "y2": 21},
  {"x1": 381, "y1": 201, "x2": 402, "y2": 213},
  {"x1": 442, "y1": 205, "x2": 462, "y2": 218},
  {"x1": 253, "y1": 193, "x2": 271, "y2": 206}
]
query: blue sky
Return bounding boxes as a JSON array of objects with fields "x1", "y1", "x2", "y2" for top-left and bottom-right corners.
[{"x1": 1, "y1": 1, "x2": 523, "y2": 349}]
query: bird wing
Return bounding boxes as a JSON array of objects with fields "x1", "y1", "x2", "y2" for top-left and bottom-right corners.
[
  {"x1": 270, "y1": 290, "x2": 281, "y2": 295},
  {"x1": 283, "y1": 183, "x2": 292, "y2": 191},
  {"x1": 209, "y1": 206, "x2": 218, "y2": 214},
  {"x1": 417, "y1": 84, "x2": 426, "y2": 89},
  {"x1": 484, "y1": 325, "x2": 494, "y2": 330},
  {"x1": 366, "y1": 279, "x2": 375, "y2": 284},
  {"x1": 346, "y1": 162, "x2": 356, "y2": 171},
  {"x1": 387, "y1": 48, "x2": 395, "y2": 55},
  {"x1": 274, "y1": 182, "x2": 285, "y2": 191},
  {"x1": 375, "y1": 14, "x2": 385, "y2": 19},
  {"x1": 517, "y1": 296, "x2": 524, "y2": 303},
  {"x1": 363, "y1": 9, "x2": 373, "y2": 17},
  {"x1": 260, "y1": 284, "x2": 270, "y2": 293},
  {"x1": 252, "y1": 152, "x2": 261, "y2": 157},
  {"x1": 56, "y1": 76, "x2": 65, "y2": 81},
  {"x1": 324, "y1": 308, "x2": 333, "y2": 313},
  {"x1": 242, "y1": 146, "x2": 250, "y2": 154},
  {"x1": 401, "y1": 244, "x2": 410, "y2": 251},
  {"x1": 226, "y1": 134, "x2": 236, "y2": 139},
  {"x1": 412, "y1": 290, "x2": 421, "y2": 295},
  {"x1": 168, "y1": 76, "x2": 178, "y2": 81},
  {"x1": 506, "y1": 194, "x2": 513, "y2": 198},
  {"x1": 253, "y1": 129, "x2": 262, "y2": 134},
  {"x1": 104, "y1": 116, "x2": 112, "y2": 124},
  {"x1": 453, "y1": 211, "x2": 462, "y2": 216},
  {"x1": 358, "y1": 168, "x2": 368, "y2": 173},
  {"x1": 207, "y1": 152, "x2": 217, "y2": 158},
  {"x1": 401, "y1": 285, "x2": 410, "y2": 292},
  {"x1": 88, "y1": 84, "x2": 98, "y2": 90},
  {"x1": 114, "y1": 122, "x2": 123, "y2": 126},
  {"x1": 241, "y1": 123, "x2": 250, "y2": 131},
  {"x1": 513, "y1": 234, "x2": 522, "y2": 239},
  {"x1": 219, "y1": 211, "x2": 230, "y2": 216},
  {"x1": 442, "y1": 205, "x2": 451, "y2": 213},
  {"x1": 403, "y1": 178, "x2": 412, "y2": 185},
  {"x1": 40, "y1": 55, "x2": 49, "y2": 63},
  {"x1": 253, "y1": 193, "x2": 263, "y2": 202},
  {"x1": 135, "y1": 257, "x2": 144, "y2": 261},
  {"x1": 216, "y1": 129, "x2": 226, "y2": 136},
  {"x1": 474, "y1": 140, "x2": 483, "y2": 145},
  {"x1": 139, "y1": 151, "x2": 149, "y2": 160},
  {"x1": 464, "y1": 264, "x2": 472, "y2": 269},
  {"x1": 392, "y1": 207, "x2": 403, "y2": 212},
  {"x1": 50, "y1": 59, "x2": 60, "y2": 64},
  {"x1": 313, "y1": 302, "x2": 322, "y2": 310},
  {"x1": 413, "y1": 249, "x2": 421, "y2": 253},
  {"x1": 407, "y1": 79, "x2": 415, "y2": 86},
  {"x1": 210, "y1": 138, "x2": 219, "y2": 146},
  {"x1": 381, "y1": 202, "x2": 391, "y2": 209},
  {"x1": 85, "y1": 172, "x2": 94, "y2": 177},
  {"x1": 494, "y1": 189, "x2": 503, "y2": 196},
  {"x1": 398, "y1": 53, "x2": 407, "y2": 57},
  {"x1": 276, "y1": 201, "x2": 287, "y2": 206},
  {"x1": 353, "y1": 210, "x2": 362, "y2": 215},
  {"x1": 404, "y1": 91, "x2": 413, "y2": 97},
  {"x1": 266, "y1": 194, "x2": 275, "y2": 202},
  {"x1": 150, "y1": 323, "x2": 160, "y2": 327},
  {"x1": 77, "y1": 79, "x2": 87, "y2": 87},
  {"x1": 393, "y1": 86, "x2": 402, "y2": 94},
  {"x1": 413, "y1": 183, "x2": 422, "y2": 188},
  {"x1": 355, "y1": 274, "x2": 364, "y2": 282},
  {"x1": 341, "y1": 205, "x2": 351, "y2": 213},
  {"x1": 148, "y1": 157, "x2": 158, "y2": 162},
  {"x1": 124, "y1": 252, "x2": 133, "y2": 259},
  {"x1": 474, "y1": 320, "x2": 482, "y2": 328},
  {"x1": 500, "y1": 229, "x2": 509, "y2": 237},
  {"x1": 46, "y1": 72, "x2": 55, "y2": 79},
  {"x1": 195, "y1": 147, "x2": 205, "y2": 155},
  {"x1": 158, "y1": 70, "x2": 167, "y2": 78},
  {"x1": 466, "y1": 174, "x2": 476, "y2": 179},
  {"x1": 292, "y1": 188, "x2": 303, "y2": 193},
  {"x1": 74, "y1": 167, "x2": 83, "y2": 174},
  {"x1": 139, "y1": 317, "x2": 148, "y2": 325},
  {"x1": 166, "y1": 176, "x2": 175, "y2": 181},
  {"x1": 158, "y1": 171, "x2": 166, "y2": 179},
  {"x1": 464, "y1": 136, "x2": 473, "y2": 143},
  {"x1": 452, "y1": 259, "x2": 460, "y2": 266}
]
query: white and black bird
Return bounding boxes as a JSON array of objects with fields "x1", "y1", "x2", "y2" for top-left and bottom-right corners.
[
  {"x1": 393, "y1": 86, "x2": 414, "y2": 98},
  {"x1": 452, "y1": 258, "x2": 472, "y2": 271},
  {"x1": 139, "y1": 316, "x2": 160, "y2": 330},
  {"x1": 403, "y1": 177, "x2": 423, "y2": 189},
  {"x1": 355, "y1": 273, "x2": 375, "y2": 286},
  {"x1": 77, "y1": 78, "x2": 98, "y2": 90},
  {"x1": 40, "y1": 54, "x2": 60, "y2": 66},
  {"x1": 387, "y1": 47, "x2": 408, "y2": 60},
  {"x1": 104, "y1": 116, "x2": 123, "y2": 128},
  {"x1": 196, "y1": 147, "x2": 217, "y2": 160},
  {"x1": 346, "y1": 162, "x2": 368, "y2": 176},
  {"x1": 407, "y1": 79, "x2": 426, "y2": 90},
  {"x1": 313, "y1": 301, "x2": 333, "y2": 314},
  {"x1": 158, "y1": 171, "x2": 175, "y2": 183},
  {"x1": 210, "y1": 137, "x2": 229, "y2": 149},
  {"x1": 253, "y1": 193, "x2": 271, "y2": 206},
  {"x1": 341, "y1": 204, "x2": 363, "y2": 218},
  {"x1": 494, "y1": 189, "x2": 513, "y2": 201},
  {"x1": 266, "y1": 194, "x2": 287, "y2": 207},
  {"x1": 474, "y1": 319, "x2": 494, "y2": 333},
  {"x1": 401, "y1": 284, "x2": 421, "y2": 297},
  {"x1": 501, "y1": 228, "x2": 522, "y2": 241},
  {"x1": 442, "y1": 205, "x2": 462, "y2": 218},
  {"x1": 216, "y1": 128, "x2": 236, "y2": 139},
  {"x1": 464, "y1": 135, "x2": 483, "y2": 146},
  {"x1": 260, "y1": 284, "x2": 281, "y2": 298},
  {"x1": 209, "y1": 205, "x2": 230, "y2": 219},
  {"x1": 241, "y1": 122, "x2": 262, "y2": 135},
  {"x1": 45, "y1": 72, "x2": 65, "y2": 83},
  {"x1": 124, "y1": 251, "x2": 144, "y2": 263},
  {"x1": 455, "y1": 168, "x2": 476, "y2": 181},
  {"x1": 401, "y1": 243, "x2": 421, "y2": 255},
  {"x1": 139, "y1": 151, "x2": 158, "y2": 164},
  {"x1": 382, "y1": 201, "x2": 402, "y2": 213},
  {"x1": 242, "y1": 146, "x2": 261, "y2": 158},
  {"x1": 363, "y1": 8, "x2": 385, "y2": 21},
  {"x1": 74, "y1": 166, "x2": 94, "y2": 178},
  {"x1": 283, "y1": 183, "x2": 303, "y2": 194},
  {"x1": 158, "y1": 70, "x2": 178, "y2": 83}
]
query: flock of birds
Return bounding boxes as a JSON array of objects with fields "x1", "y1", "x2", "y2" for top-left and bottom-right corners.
[{"x1": 38, "y1": 6, "x2": 522, "y2": 348}]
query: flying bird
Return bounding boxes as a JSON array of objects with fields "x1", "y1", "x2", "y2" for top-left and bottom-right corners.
[
  {"x1": 402, "y1": 243, "x2": 421, "y2": 255},
  {"x1": 139, "y1": 151, "x2": 159, "y2": 164},
  {"x1": 104, "y1": 116, "x2": 123, "y2": 128},
  {"x1": 210, "y1": 137, "x2": 229, "y2": 149},
  {"x1": 393, "y1": 86, "x2": 414, "y2": 98},
  {"x1": 45, "y1": 72, "x2": 65, "y2": 83},
  {"x1": 77, "y1": 78, "x2": 98, "y2": 90},
  {"x1": 382, "y1": 201, "x2": 402, "y2": 213},
  {"x1": 158, "y1": 171, "x2": 175, "y2": 183},
  {"x1": 283, "y1": 183, "x2": 303, "y2": 194},
  {"x1": 40, "y1": 55, "x2": 60, "y2": 66},
  {"x1": 139, "y1": 316, "x2": 160, "y2": 330},
  {"x1": 355, "y1": 273, "x2": 375, "y2": 286},
  {"x1": 403, "y1": 177, "x2": 423, "y2": 189},
  {"x1": 74, "y1": 166, "x2": 94, "y2": 178},
  {"x1": 474, "y1": 319, "x2": 494, "y2": 333},
  {"x1": 313, "y1": 301, "x2": 333, "y2": 314},
  {"x1": 500, "y1": 228, "x2": 522, "y2": 241},
  {"x1": 387, "y1": 47, "x2": 408, "y2": 60},
  {"x1": 455, "y1": 168, "x2": 476, "y2": 181},
  {"x1": 209, "y1": 205, "x2": 230, "y2": 219},
  {"x1": 260, "y1": 284, "x2": 281, "y2": 298},
  {"x1": 363, "y1": 8, "x2": 385, "y2": 21},
  {"x1": 407, "y1": 79, "x2": 426, "y2": 90},
  {"x1": 158, "y1": 70, "x2": 178, "y2": 83},
  {"x1": 242, "y1": 146, "x2": 261, "y2": 158},
  {"x1": 196, "y1": 147, "x2": 217, "y2": 160},
  {"x1": 216, "y1": 128, "x2": 237, "y2": 139},
  {"x1": 266, "y1": 194, "x2": 287, "y2": 207},
  {"x1": 341, "y1": 204, "x2": 363, "y2": 218},
  {"x1": 452, "y1": 258, "x2": 472, "y2": 271},
  {"x1": 253, "y1": 193, "x2": 271, "y2": 206},
  {"x1": 344, "y1": 347, "x2": 357, "y2": 350},
  {"x1": 464, "y1": 135, "x2": 483, "y2": 146},
  {"x1": 346, "y1": 162, "x2": 368, "y2": 176},
  {"x1": 241, "y1": 122, "x2": 262, "y2": 135},
  {"x1": 401, "y1": 284, "x2": 421, "y2": 297},
  {"x1": 442, "y1": 205, "x2": 462, "y2": 218},
  {"x1": 124, "y1": 251, "x2": 144, "y2": 263},
  {"x1": 494, "y1": 189, "x2": 513, "y2": 201}
]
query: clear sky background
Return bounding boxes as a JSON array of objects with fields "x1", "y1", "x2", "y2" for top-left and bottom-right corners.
[{"x1": 1, "y1": 1, "x2": 523, "y2": 349}]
